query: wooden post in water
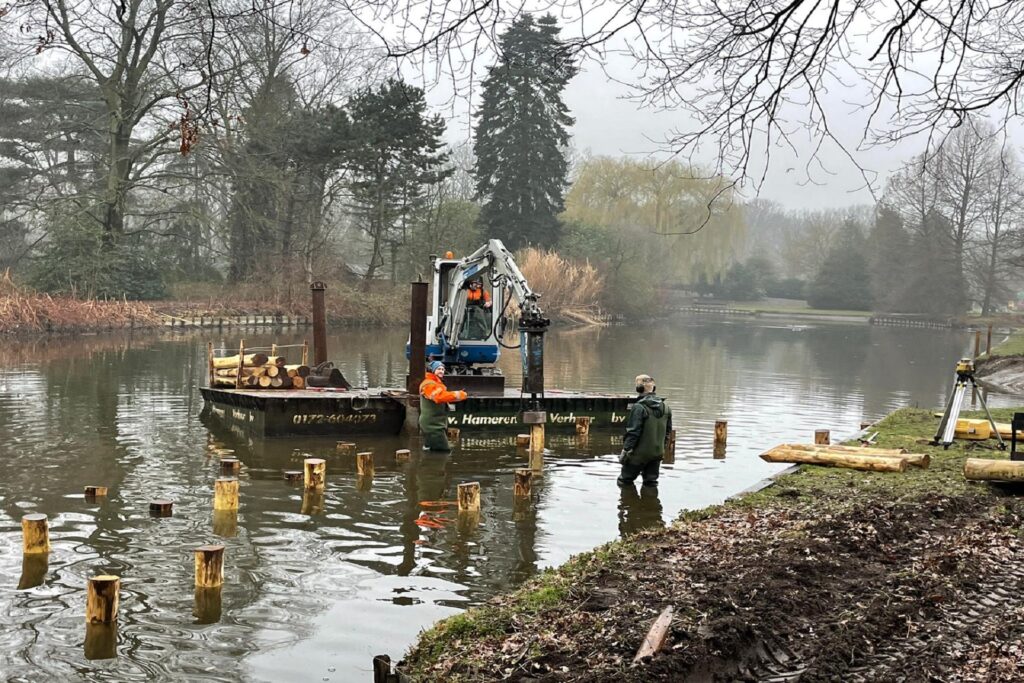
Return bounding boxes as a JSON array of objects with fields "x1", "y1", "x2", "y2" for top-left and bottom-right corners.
[
  {"x1": 513, "y1": 469, "x2": 533, "y2": 499},
  {"x1": 516, "y1": 434, "x2": 531, "y2": 448},
  {"x1": 214, "y1": 478, "x2": 239, "y2": 511},
  {"x1": 235, "y1": 339, "x2": 245, "y2": 389},
  {"x1": 987, "y1": 324, "x2": 993, "y2": 354},
  {"x1": 395, "y1": 449, "x2": 411, "y2": 462},
  {"x1": 357, "y1": 452, "x2": 374, "y2": 477},
  {"x1": 86, "y1": 575, "x2": 120, "y2": 623},
  {"x1": 336, "y1": 441, "x2": 356, "y2": 455},
  {"x1": 193, "y1": 586, "x2": 223, "y2": 625},
  {"x1": 301, "y1": 491, "x2": 325, "y2": 515},
  {"x1": 814, "y1": 429, "x2": 830, "y2": 445},
  {"x1": 713, "y1": 420, "x2": 726, "y2": 459},
  {"x1": 458, "y1": 482, "x2": 481, "y2": 512},
  {"x1": 220, "y1": 458, "x2": 240, "y2": 475},
  {"x1": 84, "y1": 486, "x2": 108, "y2": 499},
  {"x1": 661, "y1": 429, "x2": 676, "y2": 463},
  {"x1": 575, "y1": 416, "x2": 591, "y2": 437},
  {"x1": 283, "y1": 470, "x2": 303, "y2": 483},
  {"x1": 304, "y1": 458, "x2": 326, "y2": 490},
  {"x1": 446, "y1": 427, "x2": 460, "y2": 443},
  {"x1": 21, "y1": 514, "x2": 49, "y2": 555},
  {"x1": 194, "y1": 545, "x2": 225, "y2": 588},
  {"x1": 149, "y1": 500, "x2": 173, "y2": 517},
  {"x1": 974, "y1": 330, "x2": 981, "y2": 358},
  {"x1": 529, "y1": 424, "x2": 545, "y2": 472}
]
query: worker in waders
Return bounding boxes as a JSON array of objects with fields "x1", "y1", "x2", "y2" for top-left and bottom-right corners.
[
  {"x1": 618, "y1": 374, "x2": 672, "y2": 488},
  {"x1": 419, "y1": 361, "x2": 468, "y2": 450}
]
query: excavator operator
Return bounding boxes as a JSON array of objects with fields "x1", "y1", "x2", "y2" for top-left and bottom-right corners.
[{"x1": 463, "y1": 277, "x2": 492, "y2": 340}]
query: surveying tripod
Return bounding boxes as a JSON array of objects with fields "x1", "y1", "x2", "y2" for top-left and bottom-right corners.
[{"x1": 932, "y1": 358, "x2": 1005, "y2": 449}]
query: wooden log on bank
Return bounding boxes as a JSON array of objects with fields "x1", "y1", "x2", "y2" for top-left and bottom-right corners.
[
  {"x1": 633, "y1": 606, "x2": 674, "y2": 664},
  {"x1": 213, "y1": 353, "x2": 268, "y2": 370},
  {"x1": 779, "y1": 443, "x2": 929, "y2": 468},
  {"x1": 761, "y1": 447, "x2": 907, "y2": 472},
  {"x1": 964, "y1": 458, "x2": 1024, "y2": 481},
  {"x1": 86, "y1": 575, "x2": 120, "y2": 623}
]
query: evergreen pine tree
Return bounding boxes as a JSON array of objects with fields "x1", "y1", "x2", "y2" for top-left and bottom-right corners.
[
  {"x1": 473, "y1": 14, "x2": 578, "y2": 249},
  {"x1": 807, "y1": 221, "x2": 873, "y2": 310},
  {"x1": 867, "y1": 206, "x2": 910, "y2": 312}
]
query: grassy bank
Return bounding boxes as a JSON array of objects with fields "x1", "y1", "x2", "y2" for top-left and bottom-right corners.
[
  {"x1": 983, "y1": 329, "x2": 1024, "y2": 359},
  {"x1": 400, "y1": 408, "x2": 1024, "y2": 681}
]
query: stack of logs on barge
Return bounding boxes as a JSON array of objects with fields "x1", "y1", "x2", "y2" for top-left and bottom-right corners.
[{"x1": 208, "y1": 340, "x2": 347, "y2": 390}]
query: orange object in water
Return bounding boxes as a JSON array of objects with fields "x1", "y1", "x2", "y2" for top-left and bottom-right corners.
[{"x1": 419, "y1": 500, "x2": 455, "y2": 508}]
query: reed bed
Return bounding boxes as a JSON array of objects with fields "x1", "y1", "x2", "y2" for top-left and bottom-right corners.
[{"x1": 515, "y1": 248, "x2": 606, "y2": 325}]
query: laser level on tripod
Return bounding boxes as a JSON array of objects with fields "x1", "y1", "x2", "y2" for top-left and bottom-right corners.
[{"x1": 932, "y1": 358, "x2": 1005, "y2": 449}]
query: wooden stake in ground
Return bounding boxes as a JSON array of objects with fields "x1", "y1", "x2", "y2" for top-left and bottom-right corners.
[
  {"x1": 194, "y1": 545, "x2": 225, "y2": 588},
  {"x1": 964, "y1": 458, "x2": 1024, "y2": 481},
  {"x1": 514, "y1": 469, "x2": 533, "y2": 498},
  {"x1": 214, "y1": 478, "x2": 239, "y2": 511},
  {"x1": 357, "y1": 452, "x2": 374, "y2": 477},
  {"x1": 633, "y1": 606, "x2": 674, "y2": 664},
  {"x1": 815, "y1": 429, "x2": 830, "y2": 445},
  {"x1": 86, "y1": 575, "x2": 120, "y2": 623},
  {"x1": 304, "y1": 458, "x2": 326, "y2": 490},
  {"x1": 21, "y1": 514, "x2": 49, "y2": 554},
  {"x1": 458, "y1": 482, "x2": 481, "y2": 512},
  {"x1": 760, "y1": 447, "x2": 906, "y2": 472}
]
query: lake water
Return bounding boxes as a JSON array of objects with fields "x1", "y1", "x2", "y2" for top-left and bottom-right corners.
[{"x1": 0, "y1": 318, "x2": 1006, "y2": 681}]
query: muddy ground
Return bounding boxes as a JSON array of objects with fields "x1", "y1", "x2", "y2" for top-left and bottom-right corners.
[
  {"x1": 400, "y1": 409, "x2": 1024, "y2": 681},
  {"x1": 977, "y1": 355, "x2": 1024, "y2": 395}
]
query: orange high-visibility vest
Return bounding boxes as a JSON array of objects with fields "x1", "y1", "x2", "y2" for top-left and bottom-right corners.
[{"x1": 419, "y1": 373, "x2": 467, "y2": 404}]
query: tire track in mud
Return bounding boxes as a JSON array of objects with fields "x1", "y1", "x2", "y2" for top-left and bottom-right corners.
[{"x1": 741, "y1": 544, "x2": 1024, "y2": 681}]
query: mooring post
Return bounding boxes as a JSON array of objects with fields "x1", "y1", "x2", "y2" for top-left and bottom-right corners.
[
  {"x1": 987, "y1": 324, "x2": 993, "y2": 354},
  {"x1": 304, "y1": 458, "x2": 326, "y2": 490},
  {"x1": 713, "y1": 421, "x2": 726, "y2": 459},
  {"x1": 513, "y1": 469, "x2": 533, "y2": 498},
  {"x1": 458, "y1": 482, "x2": 481, "y2": 512},
  {"x1": 357, "y1": 452, "x2": 374, "y2": 477},
  {"x1": 310, "y1": 282, "x2": 328, "y2": 365},
  {"x1": 84, "y1": 486, "x2": 108, "y2": 500},
  {"x1": 194, "y1": 545, "x2": 225, "y2": 588},
  {"x1": 815, "y1": 429, "x2": 830, "y2": 445},
  {"x1": 86, "y1": 575, "x2": 120, "y2": 624},
  {"x1": 974, "y1": 329, "x2": 981, "y2": 358},
  {"x1": 149, "y1": 500, "x2": 173, "y2": 517},
  {"x1": 214, "y1": 478, "x2": 239, "y2": 511},
  {"x1": 407, "y1": 282, "x2": 428, "y2": 394},
  {"x1": 21, "y1": 514, "x2": 49, "y2": 555}
]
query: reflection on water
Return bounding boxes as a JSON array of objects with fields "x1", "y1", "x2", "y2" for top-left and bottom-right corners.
[{"x1": 0, "y1": 318, "x2": 1005, "y2": 681}]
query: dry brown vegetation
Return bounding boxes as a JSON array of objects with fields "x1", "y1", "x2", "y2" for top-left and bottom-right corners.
[
  {"x1": 515, "y1": 248, "x2": 605, "y2": 325},
  {"x1": 0, "y1": 270, "x2": 163, "y2": 335}
]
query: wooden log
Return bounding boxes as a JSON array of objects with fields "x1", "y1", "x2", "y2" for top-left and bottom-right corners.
[
  {"x1": 665, "y1": 428, "x2": 678, "y2": 463},
  {"x1": 194, "y1": 545, "x2": 225, "y2": 588},
  {"x1": 760, "y1": 448, "x2": 906, "y2": 472},
  {"x1": 21, "y1": 514, "x2": 49, "y2": 554},
  {"x1": 212, "y1": 353, "x2": 268, "y2": 369},
  {"x1": 446, "y1": 427, "x2": 460, "y2": 442},
  {"x1": 258, "y1": 376, "x2": 273, "y2": 388},
  {"x1": 529, "y1": 423, "x2": 545, "y2": 472},
  {"x1": 86, "y1": 575, "x2": 120, "y2": 623},
  {"x1": 814, "y1": 429, "x2": 830, "y2": 445},
  {"x1": 149, "y1": 500, "x2": 173, "y2": 516},
  {"x1": 516, "y1": 434, "x2": 531, "y2": 447},
  {"x1": 964, "y1": 458, "x2": 1024, "y2": 481},
  {"x1": 304, "y1": 458, "x2": 326, "y2": 490},
  {"x1": 292, "y1": 375, "x2": 305, "y2": 390},
  {"x1": 283, "y1": 470, "x2": 303, "y2": 482},
  {"x1": 575, "y1": 416, "x2": 591, "y2": 436},
  {"x1": 215, "y1": 367, "x2": 258, "y2": 378},
  {"x1": 285, "y1": 365, "x2": 311, "y2": 378},
  {"x1": 514, "y1": 468, "x2": 533, "y2": 498},
  {"x1": 84, "y1": 486, "x2": 108, "y2": 499},
  {"x1": 264, "y1": 365, "x2": 281, "y2": 378},
  {"x1": 212, "y1": 377, "x2": 241, "y2": 388},
  {"x1": 395, "y1": 449, "x2": 411, "y2": 462},
  {"x1": 270, "y1": 376, "x2": 292, "y2": 389},
  {"x1": 357, "y1": 452, "x2": 374, "y2": 477},
  {"x1": 987, "y1": 324, "x2": 993, "y2": 354},
  {"x1": 336, "y1": 441, "x2": 356, "y2": 455},
  {"x1": 633, "y1": 606, "x2": 674, "y2": 663},
  {"x1": 302, "y1": 339, "x2": 309, "y2": 366},
  {"x1": 214, "y1": 478, "x2": 239, "y2": 511},
  {"x1": 860, "y1": 421, "x2": 873, "y2": 430},
  {"x1": 458, "y1": 482, "x2": 481, "y2": 512},
  {"x1": 265, "y1": 355, "x2": 287, "y2": 366},
  {"x1": 779, "y1": 443, "x2": 929, "y2": 468},
  {"x1": 220, "y1": 458, "x2": 241, "y2": 474}
]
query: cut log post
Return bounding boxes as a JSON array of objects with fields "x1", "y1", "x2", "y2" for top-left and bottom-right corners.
[
  {"x1": 283, "y1": 470, "x2": 303, "y2": 483},
  {"x1": 21, "y1": 514, "x2": 49, "y2": 554},
  {"x1": 964, "y1": 458, "x2": 1024, "y2": 481},
  {"x1": 357, "y1": 452, "x2": 374, "y2": 477},
  {"x1": 632, "y1": 606, "x2": 674, "y2": 664},
  {"x1": 258, "y1": 376, "x2": 273, "y2": 388},
  {"x1": 149, "y1": 500, "x2": 173, "y2": 517},
  {"x1": 814, "y1": 429, "x2": 830, "y2": 445},
  {"x1": 292, "y1": 376, "x2": 305, "y2": 390},
  {"x1": 714, "y1": 420, "x2": 727, "y2": 459},
  {"x1": 86, "y1": 575, "x2": 120, "y2": 623},
  {"x1": 220, "y1": 458, "x2": 240, "y2": 474},
  {"x1": 760, "y1": 448, "x2": 906, "y2": 472},
  {"x1": 194, "y1": 545, "x2": 225, "y2": 588},
  {"x1": 304, "y1": 458, "x2": 326, "y2": 490},
  {"x1": 336, "y1": 441, "x2": 356, "y2": 455},
  {"x1": 264, "y1": 365, "x2": 281, "y2": 378},
  {"x1": 212, "y1": 353, "x2": 268, "y2": 369},
  {"x1": 395, "y1": 449, "x2": 411, "y2": 462},
  {"x1": 458, "y1": 482, "x2": 481, "y2": 512},
  {"x1": 446, "y1": 427, "x2": 460, "y2": 443},
  {"x1": 514, "y1": 469, "x2": 533, "y2": 498},
  {"x1": 516, "y1": 434, "x2": 531, "y2": 448},
  {"x1": 529, "y1": 424, "x2": 545, "y2": 472},
  {"x1": 84, "y1": 486, "x2": 108, "y2": 499},
  {"x1": 214, "y1": 478, "x2": 239, "y2": 511},
  {"x1": 575, "y1": 416, "x2": 591, "y2": 436},
  {"x1": 665, "y1": 429, "x2": 678, "y2": 463}
]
